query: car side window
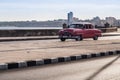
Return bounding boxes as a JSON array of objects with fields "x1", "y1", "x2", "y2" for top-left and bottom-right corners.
[
  {"x1": 78, "y1": 24, "x2": 84, "y2": 29},
  {"x1": 73, "y1": 24, "x2": 84, "y2": 29},
  {"x1": 83, "y1": 25, "x2": 88, "y2": 29},
  {"x1": 84, "y1": 24, "x2": 93, "y2": 29},
  {"x1": 83, "y1": 25, "x2": 86, "y2": 29},
  {"x1": 89, "y1": 25, "x2": 94, "y2": 29},
  {"x1": 76, "y1": 24, "x2": 79, "y2": 28},
  {"x1": 86, "y1": 25, "x2": 89, "y2": 29}
]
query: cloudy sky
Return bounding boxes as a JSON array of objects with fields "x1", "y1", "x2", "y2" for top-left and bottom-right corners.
[{"x1": 0, "y1": 0, "x2": 120, "y2": 21}]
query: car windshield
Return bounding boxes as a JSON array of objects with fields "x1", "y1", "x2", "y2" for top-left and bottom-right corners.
[{"x1": 69, "y1": 24, "x2": 84, "y2": 29}]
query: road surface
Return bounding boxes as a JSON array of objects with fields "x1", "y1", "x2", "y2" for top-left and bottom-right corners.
[
  {"x1": 0, "y1": 36, "x2": 120, "y2": 63},
  {"x1": 0, "y1": 55, "x2": 120, "y2": 80}
]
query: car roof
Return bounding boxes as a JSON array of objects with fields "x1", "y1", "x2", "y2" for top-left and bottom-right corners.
[{"x1": 71, "y1": 22, "x2": 92, "y2": 25}]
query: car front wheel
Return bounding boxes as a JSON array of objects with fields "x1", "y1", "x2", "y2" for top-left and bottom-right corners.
[
  {"x1": 60, "y1": 38, "x2": 66, "y2": 41},
  {"x1": 93, "y1": 36, "x2": 98, "y2": 40}
]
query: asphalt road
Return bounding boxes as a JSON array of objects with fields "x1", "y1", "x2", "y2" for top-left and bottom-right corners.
[
  {"x1": 0, "y1": 55, "x2": 120, "y2": 80},
  {"x1": 0, "y1": 36, "x2": 120, "y2": 63}
]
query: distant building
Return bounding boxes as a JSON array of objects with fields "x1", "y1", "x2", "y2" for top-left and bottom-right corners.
[
  {"x1": 73, "y1": 17, "x2": 79, "y2": 22},
  {"x1": 105, "y1": 17, "x2": 116, "y2": 26},
  {"x1": 91, "y1": 16, "x2": 102, "y2": 26},
  {"x1": 68, "y1": 12, "x2": 73, "y2": 26}
]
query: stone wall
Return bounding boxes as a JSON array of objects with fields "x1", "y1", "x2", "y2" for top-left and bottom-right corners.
[
  {"x1": 0, "y1": 27, "x2": 118, "y2": 37},
  {"x1": 99, "y1": 27, "x2": 117, "y2": 33},
  {"x1": 0, "y1": 29, "x2": 59, "y2": 37}
]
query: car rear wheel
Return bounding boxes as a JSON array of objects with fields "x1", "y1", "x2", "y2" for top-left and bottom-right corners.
[
  {"x1": 60, "y1": 38, "x2": 66, "y2": 41},
  {"x1": 75, "y1": 36, "x2": 83, "y2": 41},
  {"x1": 93, "y1": 36, "x2": 98, "y2": 40}
]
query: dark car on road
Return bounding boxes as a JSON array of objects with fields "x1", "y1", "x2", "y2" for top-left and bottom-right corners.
[{"x1": 58, "y1": 22, "x2": 102, "y2": 41}]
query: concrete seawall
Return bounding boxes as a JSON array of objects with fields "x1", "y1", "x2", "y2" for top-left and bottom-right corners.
[
  {"x1": 0, "y1": 27, "x2": 118, "y2": 37},
  {"x1": 0, "y1": 29, "x2": 59, "y2": 37},
  {"x1": 99, "y1": 27, "x2": 117, "y2": 33}
]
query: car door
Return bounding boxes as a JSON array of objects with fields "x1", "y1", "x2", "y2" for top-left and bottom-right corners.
[
  {"x1": 83, "y1": 24, "x2": 95, "y2": 38},
  {"x1": 87, "y1": 25, "x2": 95, "y2": 38},
  {"x1": 82, "y1": 24, "x2": 91, "y2": 38}
]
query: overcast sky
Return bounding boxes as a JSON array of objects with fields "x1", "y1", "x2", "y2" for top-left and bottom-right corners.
[{"x1": 0, "y1": 0, "x2": 120, "y2": 21}]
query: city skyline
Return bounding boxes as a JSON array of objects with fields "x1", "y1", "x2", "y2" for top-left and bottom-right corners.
[{"x1": 0, "y1": 0, "x2": 120, "y2": 21}]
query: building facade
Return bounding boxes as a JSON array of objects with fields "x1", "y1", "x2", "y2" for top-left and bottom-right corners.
[{"x1": 68, "y1": 12, "x2": 73, "y2": 26}]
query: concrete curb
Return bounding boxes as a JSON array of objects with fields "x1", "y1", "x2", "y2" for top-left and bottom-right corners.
[{"x1": 0, "y1": 50, "x2": 120, "y2": 70}]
